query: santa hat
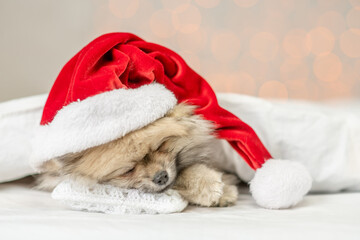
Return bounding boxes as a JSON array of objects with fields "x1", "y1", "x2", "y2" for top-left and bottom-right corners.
[{"x1": 31, "y1": 32, "x2": 311, "y2": 209}]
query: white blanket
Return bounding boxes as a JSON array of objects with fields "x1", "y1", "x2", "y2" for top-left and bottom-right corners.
[
  {"x1": 0, "y1": 93, "x2": 360, "y2": 193},
  {"x1": 0, "y1": 95, "x2": 45, "y2": 182},
  {"x1": 0, "y1": 180, "x2": 359, "y2": 240},
  {"x1": 215, "y1": 94, "x2": 360, "y2": 192}
]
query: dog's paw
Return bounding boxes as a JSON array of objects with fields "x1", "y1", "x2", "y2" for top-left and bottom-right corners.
[
  {"x1": 174, "y1": 164, "x2": 226, "y2": 207},
  {"x1": 193, "y1": 174, "x2": 225, "y2": 207},
  {"x1": 218, "y1": 184, "x2": 238, "y2": 207},
  {"x1": 174, "y1": 164, "x2": 239, "y2": 207}
]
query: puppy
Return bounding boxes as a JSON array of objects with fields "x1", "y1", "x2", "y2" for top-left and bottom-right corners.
[{"x1": 37, "y1": 103, "x2": 239, "y2": 207}]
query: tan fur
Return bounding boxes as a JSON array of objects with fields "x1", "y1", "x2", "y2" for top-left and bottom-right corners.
[
  {"x1": 37, "y1": 103, "x2": 239, "y2": 207},
  {"x1": 173, "y1": 163, "x2": 238, "y2": 207}
]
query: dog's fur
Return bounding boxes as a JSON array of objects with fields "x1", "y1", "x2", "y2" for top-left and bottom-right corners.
[{"x1": 37, "y1": 103, "x2": 239, "y2": 207}]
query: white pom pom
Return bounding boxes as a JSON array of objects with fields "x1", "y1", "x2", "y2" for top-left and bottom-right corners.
[{"x1": 250, "y1": 159, "x2": 312, "y2": 209}]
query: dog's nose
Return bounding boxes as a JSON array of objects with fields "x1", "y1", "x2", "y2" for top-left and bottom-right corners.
[{"x1": 153, "y1": 171, "x2": 169, "y2": 185}]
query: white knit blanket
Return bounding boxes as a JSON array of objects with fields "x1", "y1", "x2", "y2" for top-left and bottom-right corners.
[{"x1": 52, "y1": 179, "x2": 188, "y2": 214}]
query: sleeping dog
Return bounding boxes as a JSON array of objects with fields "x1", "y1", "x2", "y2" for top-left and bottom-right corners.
[{"x1": 37, "y1": 103, "x2": 239, "y2": 207}]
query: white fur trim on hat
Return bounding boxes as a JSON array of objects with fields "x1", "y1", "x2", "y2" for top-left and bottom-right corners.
[
  {"x1": 250, "y1": 159, "x2": 312, "y2": 209},
  {"x1": 30, "y1": 83, "x2": 177, "y2": 170}
]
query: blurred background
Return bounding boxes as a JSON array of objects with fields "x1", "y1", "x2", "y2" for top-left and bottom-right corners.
[{"x1": 0, "y1": 0, "x2": 359, "y2": 102}]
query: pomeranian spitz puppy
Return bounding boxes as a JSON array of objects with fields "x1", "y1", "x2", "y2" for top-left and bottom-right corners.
[{"x1": 37, "y1": 103, "x2": 239, "y2": 207}]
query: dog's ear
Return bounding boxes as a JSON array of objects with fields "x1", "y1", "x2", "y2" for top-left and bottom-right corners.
[
  {"x1": 147, "y1": 118, "x2": 190, "y2": 152},
  {"x1": 38, "y1": 158, "x2": 63, "y2": 172},
  {"x1": 165, "y1": 103, "x2": 196, "y2": 118},
  {"x1": 42, "y1": 151, "x2": 85, "y2": 173}
]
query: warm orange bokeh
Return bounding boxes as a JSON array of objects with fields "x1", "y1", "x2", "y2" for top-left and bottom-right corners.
[
  {"x1": 283, "y1": 29, "x2": 311, "y2": 59},
  {"x1": 308, "y1": 27, "x2": 335, "y2": 56},
  {"x1": 314, "y1": 53, "x2": 343, "y2": 82},
  {"x1": 177, "y1": 28, "x2": 207, "y2": 52},
  {"x1": 233, "y1": 0, "x2": 258, "y2": 8},
  {"x1": 150, "y1": 9, "x2": 176, "y2": 38},
  {"x1": 340, "y1": 29, "x2": 360, "y2": 58},
  {"x1": 259, "y1": 81, "x2": 288, "y2": 99},
  {"x1": 98, "y1": 0, "x2": 360, "y2": 100},
  {"x1": 280, "y1": 58, "x2": 309, "y2": 82},
  {"x1": 346, "y1": 7, "x2": 360, "y2": 29},
  {"x1": 317, "y1": 11, "x2": 346, "y2": 37},
  {"x1": 108, "y1": 0, "x2": 139, "y2": 19},
  {"x1": 194, "y1": 0, "x2": 220, "y2": 8},
  {"x1": 211, "y1": 31, "x2": 241, "y2": 62},
  {"x1": 250, "y1": 32, "x2": 279, "y2": 62},
  {"x1": 172, "y1": 4, "x2": 202, "y2": 34}
]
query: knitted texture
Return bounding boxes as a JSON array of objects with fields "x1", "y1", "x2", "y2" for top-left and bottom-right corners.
[{"x1": 52, "y1": 179, "x2": 188, "y2": 214}]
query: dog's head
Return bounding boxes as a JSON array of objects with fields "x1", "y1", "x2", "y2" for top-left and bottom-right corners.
[{"x1": 45, "y1": 103, "x2": 215, "y2": 192}]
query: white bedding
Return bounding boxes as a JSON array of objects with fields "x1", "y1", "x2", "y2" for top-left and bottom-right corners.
[
  {"x1": 2, "y1": 93, "x2": 360, "y2": 192},
  {"x1": 0, "y1": 180, "x2": 359, "y2": 240},
  {"x1": 1, "y1": 94, "x2": 360, "y2": 239},
  {"x1": 215, "y1": 94, "x2": 360, "y2": 192}
]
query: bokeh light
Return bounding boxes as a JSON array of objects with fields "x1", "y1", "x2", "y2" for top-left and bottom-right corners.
[
  {"x1": 98, "y1": 0, "x2": 360, "y2": 101},
  {"x1": 161, "y1": 0, "x2": 191, "y2": 10},
  {"x1": 317, "y1": 0, "x2": 349, "y2": 12},
  {"x1": 94, "y1": 3, "x2": 122, "y2": 33},
  {"x1": 306, "y1": 82, "x2": 321, "y2": 101},
  {"x1": 201, "y1": 58, "x2": 220, "y2": 77},
  {"x1": 259, "y1": 80, "x2": 288, "y2": 99},
  {"x1": 263, "y1": 10, "x2": 287, "y2": 36},
  {"x1": 339, "y1": 64, "x2": 358, "y2": 85},
  {"x1": 283, "y1": 29, "x2": 311, "y2": 58},
  {"x1": 340, "y1": 29, "x2": 360, "y2": 58},
  {"x1": 346, "y1": 7, "x2": 360, "y2": 29},
  {"x1": 108, "y1": 0, "x2": 139, "y2": 19},
  {"x1": 349, "y1": 0, "x2": 360, "y2": 7},
  {"x1": 233, "y1": 0, "x2": 258, "y2": 8},
  {"x1": 280, "y1": 58, "x2": 309, "y2": 82},
  {"x1": 321, "y1": 81, "x2": 352, "y2": 99},
  {"x1": 210, "y1": 72, "x2": 257, "y2": 94},
  {"x1": 211, "y1": 31, "x2": 241, "y2": 62},
  {"x1": 284, "y1": 78, "x2": 310, "y2": 99},
  {"x1": 195, "y1": 0, "x2": 220, "y2": 8},
  {"x1": 317, "y1": 11, "x2": 347, "y2": 37},
  {"x1": 172, "y1": 4, "x2": 202, "y2": 34},
  {"x1": 176, "y1": 28, "x2": 207, "y2": 52},
  {"x1": 355, "y1": 59, "x2": 360, "y2": 77},
  {"x1": 265, "y1": 0, "x2": 295, "y2": 13},
  {"x1": 208, "y1": 73, "x2": 231, "y2": 92},
  {"x1": 150, "y1": 9, "x2": 176, "y2": 38},
  {"x1": 178, "y1": 50, "x2": 201, "y2": 71},
  {"x1": 250, "y1": 32, "x2": 279, "y2": 62},
  {"x1": 238, "y1": 55, "x2": 270, "y2": 83},
  {"x1": 230, "y1": 72, "x2": 257, "y2": 95},
  {"x1": 308, "y1": 27, "x2": 335, "y2": 56},
  {"x1": 313, "y1": 53, "x2": 342, "y2": 82}
]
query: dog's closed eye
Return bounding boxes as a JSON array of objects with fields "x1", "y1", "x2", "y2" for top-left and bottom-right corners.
[
  {"x1": 121, "y1": 167, "x2": 136, "y2": 176},
  {"x1": 154, "y1": 136, "x2": 181, "y2": 153},
  {"x1": 101, "y1": 164, "x2": 137, "y2": 181}
]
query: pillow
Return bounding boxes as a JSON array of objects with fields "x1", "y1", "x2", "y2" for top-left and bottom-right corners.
[
  {"x1": 52, "y1": 179, "x2": 188, "y2": 214},
  {"x1": 0, "y1": 94, "x2": 46, "y2": 182}
]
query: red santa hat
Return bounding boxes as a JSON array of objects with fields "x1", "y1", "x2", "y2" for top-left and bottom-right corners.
[{"x1": 31, "y1": 32, "x2": 311, "y2": 209}]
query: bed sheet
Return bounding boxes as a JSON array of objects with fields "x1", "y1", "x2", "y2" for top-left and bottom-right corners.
[{"x1": 1, "y1": 180, "x2": 359, "y2": 240}]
